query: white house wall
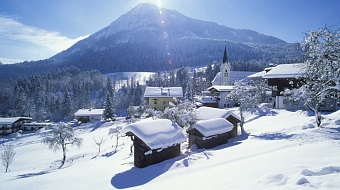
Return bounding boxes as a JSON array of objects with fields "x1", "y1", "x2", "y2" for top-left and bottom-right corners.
[
  {"x1": 275, "y1": 96, "x2": 305, "y2": 110},
  {"x1": 218, "y1": 92, "x2": 236, "y2": 108}
]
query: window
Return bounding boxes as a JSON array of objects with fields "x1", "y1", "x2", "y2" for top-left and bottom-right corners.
[
  {"x1": 283, "y1": 98, "x2": 289, "y2": 105},
  {"x1": 163, "y1": 101, "x2": 166, "y2": 105},
  {"x1": 153, "y1": 101, "x2": 157, "y2": 105}
]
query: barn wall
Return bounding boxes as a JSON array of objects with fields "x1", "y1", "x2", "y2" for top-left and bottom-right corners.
[
  {"x1": 200, "y1": 133, "x2": 228, "y2": 149},
  {"x1": 133, "y1": 136, "x2": 181, "y2": 168},
  {"x1": 188, "y1": 129, "x2": 228, "y2": 149},
  {"x1": 227, "y1": 116, "x2": 239, "y2": 138}
]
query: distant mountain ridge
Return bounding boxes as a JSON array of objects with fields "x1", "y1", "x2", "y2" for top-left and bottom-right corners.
[{"x1": 0, "y1": 3, "x2": 303, "y2": 79}]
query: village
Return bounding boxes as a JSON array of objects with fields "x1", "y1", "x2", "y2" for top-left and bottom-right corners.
[{"x1": 1, "y1": 45, "x2": 339, "y2": 170}]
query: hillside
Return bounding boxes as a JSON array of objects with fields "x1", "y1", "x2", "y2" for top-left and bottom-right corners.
[{"x1": 1, "y1": 109, "x2": 339, "y2": 189}]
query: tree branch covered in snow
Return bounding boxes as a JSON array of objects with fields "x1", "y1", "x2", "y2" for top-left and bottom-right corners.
[
  {"x1": 286, "y1": 26, "x2": 340, "y2": 127},
  {"x1": 228, "y1": 79, "x2": 262, "y2": 129},
  {"x1": 42, "y1": 122, "x2": 83, "y2": 167}
]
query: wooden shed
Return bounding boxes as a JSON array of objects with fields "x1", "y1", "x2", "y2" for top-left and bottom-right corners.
[
  {"x1": 196, "y1": 106, "x2": 241, "y2": 139},
  {"x1": 187, "y1": 118, "x2": 234, "y2": 149},
  {"x1": 123, "y1": 119, "x2": 186, "y2": 168}
]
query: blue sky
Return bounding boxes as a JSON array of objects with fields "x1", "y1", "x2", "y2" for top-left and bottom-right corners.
[{"x1": 0, "y1": 0, "x2": 339, "y2": 64}]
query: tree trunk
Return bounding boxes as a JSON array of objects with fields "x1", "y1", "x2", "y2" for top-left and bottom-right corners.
[
  {"x1": 61, "y1": 144, "x2": 66, "y2": 167},
  {"x1": 315, "y1": 103, "x2": 321, "y2": 127},
  {"x1": 240, "y1": 109, "x2": 245, "y2": 131}
]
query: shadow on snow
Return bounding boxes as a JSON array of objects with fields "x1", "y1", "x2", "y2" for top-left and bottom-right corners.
[
  {"x1": 110, "y1": 158, "x2": 177, "y2": 189},
  {"x1": 250, "y1": 132, "x2": 296, "y2": 140},
  {"x1": 110, "y1": 127, "x2": 250, "y2": 189}
]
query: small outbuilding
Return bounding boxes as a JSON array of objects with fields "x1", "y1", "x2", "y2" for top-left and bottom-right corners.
[
  {"x1": 187, "y1": 118, "x2": 234, "y2": 149},
  {"x1": 123, "y1": 119, "x2": 186, "y2": 168},
  {"x1": 74, "y1": 109, "x2": 104, "y2": 123},
  {"x1": 196, "y1": 106, "x2": 241, "y2": 139}
]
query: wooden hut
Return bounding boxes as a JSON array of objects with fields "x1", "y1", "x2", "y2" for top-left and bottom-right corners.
[
  {"x1": 196, "y1": 106, "x2": 241, "y2": 139},
  {"x1": 123, "y1": 119, "x2": 186, "y2": 168},
  {"x1": 187, "y1": 118, "x2": 234, "y2": 149}
]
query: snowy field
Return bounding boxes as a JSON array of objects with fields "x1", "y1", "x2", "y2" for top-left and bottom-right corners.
[{"x1": 1, "y1": 108, "x2": 340, "y2": 190}]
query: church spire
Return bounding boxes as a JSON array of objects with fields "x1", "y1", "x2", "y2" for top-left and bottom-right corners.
[{"x1": 222, "y1": 43, "x2": 228, "y2": 64}]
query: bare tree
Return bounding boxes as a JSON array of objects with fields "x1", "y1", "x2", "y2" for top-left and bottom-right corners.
[
  {"x1": 1, "y1": 145, "x2": 16, "y2": 172},
  {"x1": 109, "y1": 126, "x2": 123, "y2": 153},
  {"x1": 93, "y1": 136, "x2": 106, "y2": 157},
  {"x1": 42, "y1": 122, "x2": 83, "y2": 167}
]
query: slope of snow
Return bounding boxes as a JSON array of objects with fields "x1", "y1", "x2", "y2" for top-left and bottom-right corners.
[{"x1": 1, "y1": 109, "x2": 339, "y2": 190}]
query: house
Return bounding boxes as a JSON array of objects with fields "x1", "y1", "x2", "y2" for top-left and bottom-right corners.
[
  {"x1": 21, "y1": 122, "x2": 51, "y2": 131},
  {"x1": 187, "y1": 118, "x2": 234, "y2": 149},
  {"x1": 195, "y1": 91, "x2": 218, "y2": 108},
  {"x1": 208, "y1": 85, "x2": 237, "y2": 108},
  {"x1": 123, "y1": 119, "x2": 186, "y2": 168},
  {"x1": 262, "y1": 63, "x2": 337, "y2": 111},
  {"x1": 144, "y1": 87, "x2": 183, "y2": 110},
  {"x1": 196, "y1": 106, "x2": 241, "y2": 139},
  {"x1": 74, "y1": 109, "x2": 104, "y2": 123},
  {"x1": 0, "y1": 117, "x2": 32, "y2": 135}
]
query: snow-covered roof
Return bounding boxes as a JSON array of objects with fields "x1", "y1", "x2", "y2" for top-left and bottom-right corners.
[
  {"x1": 190, "y1": 118, "x2": 234, "y2": 137},
  {"x1": 144, "y1": 87, "x2": 183, "y2": 98},
  {"x1": 74, "y1": 109, "x2": 104, "y2": 117},
  {"x1": 208, "y1": 85, "x2": 234, "y2": 92},
  {"x1": 211, "y1": 72, "x2": 221, "y2": 84},
  {"x1": 262, "y1": 63, "x2": 305, "y2": 79},
  {"x1": 0, "y1": 117, "x2": 32, "y2": 124},
  {"x1": 196, "y1": 106, "x2": 240, "y2": 121},
  {"x1": 122, "y1": 119, "x2": 186, "y2": 150},
  {"x1": 247, "y1": 71, "x2": 267, "y2": 78}
]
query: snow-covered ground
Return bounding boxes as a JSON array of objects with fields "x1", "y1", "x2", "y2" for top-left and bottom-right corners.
[{"x1": 1, "y1": 109, "x2": 340, "y2": 190}]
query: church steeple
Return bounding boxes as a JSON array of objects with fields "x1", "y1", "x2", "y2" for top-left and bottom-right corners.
[
  {"x1": 222, "y1": 44, "x2": 228, "y2": 64},
  {"x1": 220, "y1": 43, "x2": 231, "y2": 85}
]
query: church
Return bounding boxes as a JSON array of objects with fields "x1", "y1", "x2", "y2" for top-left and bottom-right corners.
[{"x1": 207, "y1": 45, "x2": 237, "y2": 108}]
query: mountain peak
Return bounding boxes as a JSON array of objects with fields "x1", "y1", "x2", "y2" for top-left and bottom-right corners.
[{"x1": 48, "y1": 4, "x2": 297, "y2": 75}]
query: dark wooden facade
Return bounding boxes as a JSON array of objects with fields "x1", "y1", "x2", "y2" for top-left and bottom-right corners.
[
  {"x1": 202, "y1": 102, "x2": 218, "y2": 108},
  {"x1": 226, "y1": 115, "x2": 240, "y2": 139},
  {"x1": 77, "y1": 116, "x2": 90, "y2": 123},
  {"x1": 129, "y1": 135, "x2": 181, "y2": 168},
  {"x1": 187, "y1": 128, "x2": 228, "y2": 149}
]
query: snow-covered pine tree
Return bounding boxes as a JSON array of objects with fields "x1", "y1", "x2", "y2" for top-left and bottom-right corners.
[
  {"x1": 103, "y1": 91, "x2": 115, "y2": 121},
  {"x1": 62, "y1": 90, "x2": 72, "y2": 120}
]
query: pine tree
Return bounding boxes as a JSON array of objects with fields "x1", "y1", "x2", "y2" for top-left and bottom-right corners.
[
  {"x1": 103, "y1": 92, "x2": 115, "y2": 121},
  {"x1": 62, "y1": 90, "x2": 72, "y2": 120}
]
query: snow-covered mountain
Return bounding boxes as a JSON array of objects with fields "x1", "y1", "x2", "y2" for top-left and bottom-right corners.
[
  {"x1": 50, "y1": 3, "x2": 302, "y2": 73},
  {"x1": 0, "y1": 3, "x2": 303, "y2": 79}
]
